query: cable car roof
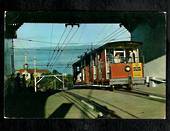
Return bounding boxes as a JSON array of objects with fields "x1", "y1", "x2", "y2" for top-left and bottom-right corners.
[
  {"x1": 73, "y1": 41, "x2": 142, "y2": 66},
  {"x1": 98, "y1": 41, "x2": 143, "y2": 50}
]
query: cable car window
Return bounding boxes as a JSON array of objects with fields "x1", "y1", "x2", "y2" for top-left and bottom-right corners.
[
  {"x1": 114, "y1": 50, "x2": 125, "y2": 63},
  {"x1": 107, "y1": 49, "x2": 113, "y2": 63},
  {"x1": 126, "y1": 48, "x2": 139, "y2": 63}
]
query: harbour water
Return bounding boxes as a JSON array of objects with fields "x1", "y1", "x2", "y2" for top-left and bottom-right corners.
[{"x1": 14, "y1": 45, "x2": 93, "y2": 74}]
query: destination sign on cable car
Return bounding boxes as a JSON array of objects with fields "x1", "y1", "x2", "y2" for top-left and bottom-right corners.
[{"x1": 132, "y1": 63, "x2": 143, "y2": 77}]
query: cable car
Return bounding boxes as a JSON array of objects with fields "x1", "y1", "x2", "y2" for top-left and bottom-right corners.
[{"x1": 73, "y1": 41, "x2": 145, "y2": 90}]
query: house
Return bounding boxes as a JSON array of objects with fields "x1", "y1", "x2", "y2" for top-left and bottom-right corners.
[{"x1": 15, "y1": 69, "x2": 49, "y2": 80}]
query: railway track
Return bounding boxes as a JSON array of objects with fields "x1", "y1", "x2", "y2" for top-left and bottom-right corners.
[
  {"x1": 60, "y1": 92, "x2": 97, "y2": 118},
  {"x1": 61, "y1": 91, "x2": 121, "y2": 119},
  {"x1": 63, "y1": 91, "x2": 140, "y2": 118},
  {"x1": 66, "y1": 86, "x2": 166, "y2": 118}
]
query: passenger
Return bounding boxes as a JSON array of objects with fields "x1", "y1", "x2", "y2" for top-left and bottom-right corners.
[
  {"x1": 14, "y1": 73, "x2": 21, "y2": 91},
  {"x1": 6, "y1": 73, "x2": 15, "y2": 95},
  {"x1": 28, "y1": 73, "x2": 35, "y2": 92},
  {"x1": 133, "y1": 50, "x2": 139, "y2": 62},
  {"x1": 129, "y1": 50, "x2": 135, "y2": 63},
  {"x1": 77, "y1": 73, "x2": 82, "y2": 82},
  {"x1": 108, "y1": 53, "x2": 114, "y2": 63},
  {"x1": 114, "y1": 53, "x2": 121, "y2": 63},
  {"x1": 22, "y1": 74, "x2": 26, "y2": 88},
  {"x1": 9, "y1": 73, "x2": 15, "y2": 94}
]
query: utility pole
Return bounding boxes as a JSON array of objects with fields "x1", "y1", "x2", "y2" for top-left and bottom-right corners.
[
  {"x1": 62, "y1": 73, "x2": 65, "y2": 90},
  {"x1": 34, "y1": 56, "x2": 37, "y2": 92},
  {"x1": 24, "y1": 54, "x2": 28, "y2": 71},
  {"x1": 25, "y1": 55, "x2": 27, "y2": 64}
]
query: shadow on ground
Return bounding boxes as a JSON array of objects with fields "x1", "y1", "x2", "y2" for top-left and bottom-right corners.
[
  {"x1": 5, "y1": 87, "x2": 60, "y2": 118},
  {"x1": 48, "y1": 103, "x2": 73, "y2": 118}
]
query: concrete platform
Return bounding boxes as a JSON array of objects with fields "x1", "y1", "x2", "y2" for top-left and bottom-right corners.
[{"x1": 133, "y1": 83, "x2": 166, "y2": 97}]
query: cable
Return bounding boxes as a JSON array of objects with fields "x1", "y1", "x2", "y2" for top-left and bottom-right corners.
[
  {"x1": 103, "y1": 28, "x2": 129, "y2": 43},
  {"x1": 59, "y1": 27, "x2": 78, "y2": 53},
  {"x1": 13, "y1": 48, "x2": 87, "y2": 51},
  {"x1": 49, "y1": 27, "x2": 73, "y2": 68},
  {"x1": 94, "y1": 26, "x2": 122, "y2": 46},
  {"x1": 14, "y1": 38, "x2": 95, "y2": 45},
  {"x1": 55, "y1": 27, "x2": 67, "y2": 50},
  {"x1": 76, "y1": 24, "x2": 86, "y2": 44},
  {"x1": 55, "y1": 27, "x2": 79, "y2": 60},
  {"x1": 47, "y1": 27, "x2": 67, "y2": 67},
  {"x1": 94, "y1": 24, "x2": 109, "y2": 43},
  {"x1": 51, "y1": 26, "x2": 79, "y2": 70},
  {"x1": 48, "y1": 24, "x2": 54, "y2": 63},
  {"x1": 60, "y1": 25, "x2": 91, "y2": 73},
  {"x1": 94, "y1": 26, "x2": 129, "y2": 47}
]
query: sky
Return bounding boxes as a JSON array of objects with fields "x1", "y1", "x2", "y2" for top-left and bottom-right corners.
[{"x1": 14, "y1": 23, "x2": 131, "y2": 74}]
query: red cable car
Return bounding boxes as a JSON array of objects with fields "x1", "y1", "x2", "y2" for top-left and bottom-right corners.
[{"x1": 73, "y1": 41, "x2": 145, "y2": 90}]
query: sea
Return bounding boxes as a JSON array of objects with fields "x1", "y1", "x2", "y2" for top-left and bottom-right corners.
[{"x1": 14, "y1": 45, "x2": 95, "y2": 74}]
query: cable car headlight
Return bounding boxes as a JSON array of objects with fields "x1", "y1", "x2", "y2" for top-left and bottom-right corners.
[{"x1": 125, "y1": 65, "x2": 131, "y2": 72}]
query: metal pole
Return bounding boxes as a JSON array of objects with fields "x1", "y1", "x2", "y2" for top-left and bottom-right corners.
[
  {"x1": 62, "y1": 74, "x2": 64, "y2": 90},
  {"x1": 34, "y1": 57, "x2": 37, "y2": 92}
]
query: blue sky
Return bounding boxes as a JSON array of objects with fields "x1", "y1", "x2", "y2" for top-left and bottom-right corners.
[{"x1": 14, "y1": 23, "x2": 131, "y2": 74}]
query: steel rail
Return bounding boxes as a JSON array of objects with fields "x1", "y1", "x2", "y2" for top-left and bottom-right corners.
[{"x1": 60, "y1": 92, "x2": 97, "y2": 118}]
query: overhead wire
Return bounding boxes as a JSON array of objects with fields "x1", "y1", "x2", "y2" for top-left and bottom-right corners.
[
  {"x1": 13, "y1": 48, "x2": 87, "y2": 51},
  {"x1": 94, "y1": 25, "x2": 129, "y2": 47},
  {"x1": 51, "y1": 26, "x2": 79, "y2": 70},
  {"x1": 94, "y1": 26, "x2": 122, "y2": 46},
  {"x1": 61, "y1": 25, "x2": 86, "y2": 73},
  {"x1": 54, "y1": 26, "x2": 79, "y2": 59},
  {"x1": 48, "y1": 24, "x2": 54, "y2": 63},
  {"x1": 100, "y1": 28, "x2": 128, "y2": 44},
  {"x1": 49, "y1": 27, "x2": 73, "y2": 69},
  {"x1": 47, "y1": 27, "x2": 67, "y2": 67},
  {"x1": 108, "y1": 29, "x2": 129, "y2": 42},
  {"x1": 93, "y1": 24, "x2": 109, "y2": 43},
  {"x1": 61, "y1": 25, "x2": 96, "y2": 73},
  {"x1": 49, "y1": 26, "x2": 73, "y2": 69},
  {"x1": 15, "y1": 37, "x2": 93, "y2": 45},
  {"x1": 76, "y1": 24, "x2": 86, "y2": 44},
  {"x1": 62, "y1": 29, "x2": 93, "y2": 73}
]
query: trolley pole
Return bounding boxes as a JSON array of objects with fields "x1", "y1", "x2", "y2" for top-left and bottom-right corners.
[{"x1": 34, "y1": 57, "x2": 37, "y2": 92}]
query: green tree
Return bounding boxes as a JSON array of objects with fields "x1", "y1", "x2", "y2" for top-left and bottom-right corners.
[{"x1": 52, "y1": 69, "x2": 60, "y2": 74}]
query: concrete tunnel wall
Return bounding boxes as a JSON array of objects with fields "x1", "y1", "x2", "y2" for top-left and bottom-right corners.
[
  {"x1": 4, "y1": 39, "x2": 14, "y2": 76},
  {"x1": 131, "y1": 18, "x2": 166, "y2": 79},
  {"x1": 4, "y1": 39, "x2": 14, "y2": 96}
]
